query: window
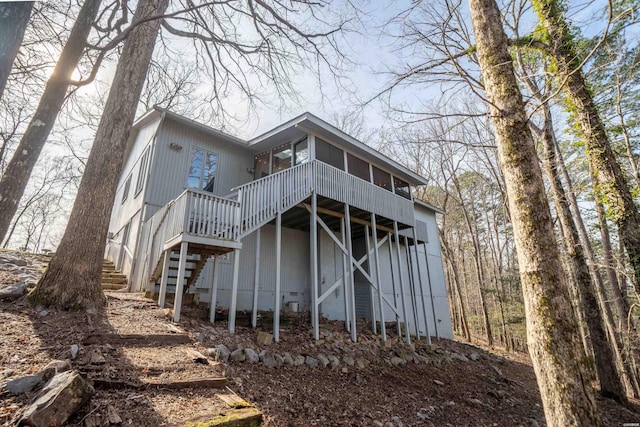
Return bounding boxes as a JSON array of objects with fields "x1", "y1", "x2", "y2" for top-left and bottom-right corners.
[
  {"x1": 294, "y1": 137, "x2": 309, "y2": 165},
  {"x1": 272, "y1": 142, "x2": 292, "y2": 173},
  {"x1": 347, "y1": 153, "x2": 369, "y2": 181},
  {"x1": 394, "y1": 176, "x2": 411, "y2": 199},
  {"x1": 187, "y1": 146, "x2": 217, "y2": 192},
  {"x1": 134, "y1": 147, "x2": 151, "y2": 196},
  {"x1": 372, "y1": 166, "x2": 392, "y2": 191},
  {"x1": 316, "y1": 138, "x2": 344, "y2": 169},
  {"x1": 121, "y1": 175, "x2": 132, "y2": 203},
  {"x1": 254, "y1": 150, "x2": 270, "y2": 179}
]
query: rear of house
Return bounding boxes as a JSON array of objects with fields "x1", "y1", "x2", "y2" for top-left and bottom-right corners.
[{"x1": 105, "y1": 108, "x2": 453, "y2": 343}]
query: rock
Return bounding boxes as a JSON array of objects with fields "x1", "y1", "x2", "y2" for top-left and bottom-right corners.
[
  {"x1": 356, "y1": 358, "x2": 368, "y2": 369},
  {"x1": 391, "y1": 415, "x2": 404, "y2": 427},
  {"x1": 317, "y1": 354, "x2": 330, "y2": 368},
  {"x1": 293, "y1": 355, "x2": 305, "y2": 366},
  {"x1": 261, "y1": 351, "x2": 277, "y2": 368},
  {"x1": 89, "y1": 349, "x2": 106, "y2": 365},
  {"x1": 341, "y1": 367, "x2": 348, "y2": 373},
  {"x1": 13, "y1": 259, "x2": 28, "y2": 267},
  {"x1": 274, "y1": 353, "x2": 284, "y2": 367},
  {"x1": 373, "y1": 421, "x2": 384, "y2": 427},
  {"x1": 466, "y1": 397, "x2": 492, "y2": 410},
  {"x1": 319, "y1": 328, "x2": 332, "y2": 339},
  {"x1": 490, "y1": 364, "x2": 504, "y2": 377},
  {"x1": 384, "y1": 422, "x2": 394, "y2": 427},
  {"x1": 450, "y1": 352, "x2": 469, "y2": 362},
  {"x1": 488, "y1": 389, "x2": 508, "y2": 400},
  {"x1": 230, "y1": 348, "x2": 246, "y2": 362},
  {"x1": 43, "y1": 360, "x2": 71, "y2": 373},
  {"x1": 0, "y1": 282, "x2": 26, "y2": 300},
  {"x1": 390, "y1": 357, "x2": 405, "y2": 366},
  {"x1": 162, "y1": 308, "x2": 172, "y2": 318},
  {"x1": 256, "y1": 331, "x2": 273, "y2": 346},
  {"x1": 194, "y1": 332, "x2": 205, "y2": 342},
  {"x1": 37, "y1": 310, "x2": 49, "y2": 317},
  {"x1": 282, "y1": 352, "x2": 294, "y2": 366},
  {"x1": 433, "y1": 379, "x2": 444, "y2": 386},
  {"x1": 469, "y1": 352, "x2": 481, "y2": 361},
  {"x1": 20, "y1": 371, "x2": 93, "y2": 427},
  {"x1": 70, "y1": 345, "x2": 79, "y2": 360},
  {"x1": 245, "y1": 348, "x2": 259, "y2": 364},
  {"x1": 443, "y1": 401, "x2": 455, "y2": 407},
  {"x1": 414, "y1": 354, "x2": 428, "y2": 364},
  {"x1": 4, "y1": 372, "x2": 46, "y2": 394},
  {"x1": 529, "y1": 418, "x2": 541, "y2": 427},
  {"x1": 106, "y1": 404, "x2": 122, "y2": 424},
  {"x1": 215, "y1": 344, "x2": 231, "y2": 362},
  {"x1": 327, "y1": 355, "x2": 340, "y2": 369},
  {"x1": 343, "y1": 356, "x2": 355, "y2": 366},
  {"x1": 305, "y1": 356, "x2": 318, "y2": 368}
]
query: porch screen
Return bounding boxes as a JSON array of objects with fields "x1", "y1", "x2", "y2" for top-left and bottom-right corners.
[
  {"x1": 347, "y1": 153, "x2": 369, "y2": 181},
  {"x1": 272, "y1": 142, "x2": 292, "y2": 173},
  {"x1": 316, "y1": 138, "x2": 344, "y2": 170},
  {"x1": 394, "y1": 176, "x2": 411, "y2": 199},
  {"x1": 254, "y1": 151, "x2": 270, "y2": 179},
  {"x1": 372, "y1": 166, "x2": 392, "y2": 191},
  {"x1": 187, "y1": 146, "x2": 217, "y2": 192},
  {"x1": 294, "y1": 137, "x2": 309, "y2": 165}
]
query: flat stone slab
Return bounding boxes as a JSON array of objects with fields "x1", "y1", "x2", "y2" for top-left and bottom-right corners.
[{"x1": 183, "y1": 407, "x2": 262, "y2": 427}]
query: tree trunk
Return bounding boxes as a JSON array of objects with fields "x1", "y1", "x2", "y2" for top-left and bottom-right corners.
[
  {"x1": 533, "y1": 0, "x2": 640, "y2": 298},
  {"x1": 467, "y1": 0, "x2": 601, "y2": 424},
  {"x1": 539, "y1": 103, "x2": 627, "y2": 403},
  {"x1": 30, "y1": 0, "x2": 169, "y2": 310},
  {"x1": 441, "y1": 231, "x2": 471, "y2": 341},
  {"x1": 0, "y1": 1, "x2": 34, "y2": 99},
  {"x1": 0, "y1": 0, "x2": 102, "y2": 242}
]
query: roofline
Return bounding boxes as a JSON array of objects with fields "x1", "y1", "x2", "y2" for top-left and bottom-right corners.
[
  {"x1": 415, "y1": 199, "x2": 445, "y2": 215},
  {"x1": 250, "y1": 112, "x2": 429, "y2": 186}
]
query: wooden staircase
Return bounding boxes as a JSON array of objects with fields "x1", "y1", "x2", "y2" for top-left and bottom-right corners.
[
  {"x1": 102, "y1": 260, "x2": 128, "y2": 290},
  {"x1": 150, "y1": 248, "x2": 214, "y2": 296}
]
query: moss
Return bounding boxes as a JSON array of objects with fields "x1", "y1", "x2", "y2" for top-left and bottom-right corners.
[{"x1": 184, "y1": 407, "x2": 263, "y2": 427}]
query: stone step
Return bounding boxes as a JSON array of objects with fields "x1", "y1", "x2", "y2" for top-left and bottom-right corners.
[
  {"x1": 102, "y1": 277, "x2": 127, "y2": 284},
  {"x1": 102, "y1": 283, "x2": 127, "y2": 290}
]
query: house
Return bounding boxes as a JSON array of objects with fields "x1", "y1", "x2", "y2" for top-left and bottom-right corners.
[{"x1": 105, "y1": 107, "x2": 453, "y2": 344}]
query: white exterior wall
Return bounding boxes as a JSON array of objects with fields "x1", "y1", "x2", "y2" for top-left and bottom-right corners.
[
  {"x1": 144, "y1": 118, "x2": 254, "y2": 221},
  {"x1": 106, "y1": 117, "x2": 161, "y2": 276}
]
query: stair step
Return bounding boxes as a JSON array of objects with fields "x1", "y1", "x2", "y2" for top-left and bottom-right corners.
[
  {"x1": 102, "y1": 283, "x2": 127, "y2": 290},
  {"x1": 102, "y1": 273, "x2": 127, "y2": 279},
  {"x1": 102, "y1": 277, "x2": 127, "y2": 284}
]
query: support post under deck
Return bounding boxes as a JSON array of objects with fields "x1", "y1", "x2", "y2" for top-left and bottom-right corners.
[
  {"x1": 341, "y1": 218, "x2": 350, "y2": 333},
  {"x1": 173, "y1": 241, "x2": 189, "y2": 323},
  {"x1": 412, "y1": 228, "x2": 431, "y2": 345},
  {"x1": 274, "y1": 211, "x2": 282, "y2": 342},
  {"x1": 344, "y1": 203, "x2": 357, "y2": 343},
  {"x1": 209, "y1": 255, "x2": 220, "y2": 323},
  {"x1": 310, "y1": 192, "x2": 319, "y2": 341},
  {"x1": 388, "y1": 232, "x2": 401, "y2": 337},
  {"x1": 371, "y1": 214, "x2": 386, "y2": 342},
  {"x1": 252, "y1": 228, "x2": 261, "y2": 329},
  {"x1": 365, "y1": 225, "x2": 377, "y2": 335},
  {"x1": 158, "y1": 250, "x2": 170, "y2": 308},
  {"x1": 404, "y1": 236, "x2": 420, "y2": 340},
  {"x1": 423, "y1": 242, "x2": 439, "y2": 339},
  {"x1": 228, "y1": 249, "x2": 241, "y2": 333},
  {"x1": 394, "y1": 222, "x2": 411, "y2": 345}
]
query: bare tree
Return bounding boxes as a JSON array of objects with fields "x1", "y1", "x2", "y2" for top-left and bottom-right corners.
[
  {"x1": 0, "y1": 1, "x2": 34, "y2": 99},
  {"x1": 467, "y1": 0, "x2": 600, "y2": 424}
]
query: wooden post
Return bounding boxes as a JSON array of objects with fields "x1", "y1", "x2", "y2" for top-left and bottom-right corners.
[
  {"x1": 209, "y1": 255, "x2": 220, "y2": 323},
  {"x1": 365, "y1": 224, "x2": 377, "y2": 335},
  {"x1": 158, "y1": 250, "x2": 170, "y2": 308},
  {"x1": 274, "y1": 211, "x2": 282, "y2": 342},
  {"x1": 394, "y1": 222, "x2": 411, "y2": 345},
  {"x1": 228, "y1": 249, "x2": 241, "y2": 334},
  {"x1": 341, "y1": 217, "x2": 350, "y2": 332},
  {"x1": 412, "y1": 228, "x2": 431, "y2": 345},
  {"x1": 423, "y1": 242, "x2": 439, "y2": 339},
  {"x1": 388, "y1": 232, "x2": 401, "y2": 337},
  {"x1": 371, "y1": 214, "x2": 386, "y2": 342},
  {"x1": 252, "y1": 228, "x2": 261, "y2": 329},
  {"x1": 310, "y1": 192, "x2": 319, "y2": 341},
  {"x1": 173, "y1": 241, "x2": 188, "y2": 323},
  {"x1": 345, "y1": 203, "x2": 357, "y2": 342}
]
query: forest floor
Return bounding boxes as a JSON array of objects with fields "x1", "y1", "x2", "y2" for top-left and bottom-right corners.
[{"x1": 1, "y1": 249, "x2": 639, "y2": 426}]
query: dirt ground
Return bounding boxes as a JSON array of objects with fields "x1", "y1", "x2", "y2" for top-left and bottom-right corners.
[{"x1": 1, "y1": 250, "x2": 639, "y2": 426}]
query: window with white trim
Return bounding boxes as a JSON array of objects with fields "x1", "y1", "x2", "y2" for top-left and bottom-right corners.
[
  {"x1": 134, "y1": 147, "x2": 151, "y2": 196},
  {"x1": 187, "y1": 146, "x2": 218, "y2": 192},
  {"x1": 121, "y1": 175, "x2": 132, "y2": 203}
]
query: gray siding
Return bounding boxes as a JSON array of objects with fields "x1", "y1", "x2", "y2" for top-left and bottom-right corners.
[{"x1": 145, "y1": 118, "x2": 254, "y2": 220}]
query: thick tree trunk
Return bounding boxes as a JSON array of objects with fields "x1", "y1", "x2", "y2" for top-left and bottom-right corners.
[
  {"x1": 0, "y1": 1, "x2": 34, "y2": 99},
  {"x1": 467, "y1": 0, "x2": 601, "y2": 425},
  {"x1": 30, "y1": 0, "x2": 169, "y2": 310},
  {"x1": 0, "y1": 0, "x2": 102, "y2": 242},
  {"x1": 533, "y1": 0, "x2": 640, "y2": 298},
  {"x1": 539, "y1": 104, "x2": 627, "y2": 403}
]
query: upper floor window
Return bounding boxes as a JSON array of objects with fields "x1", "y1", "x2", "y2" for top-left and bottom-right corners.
[
  {"x1": 347, "y1": 153, "x2": 369, "y2": 181},
  {"x1": 372, "y1": 166, "x2": 392, "y2": 192},
  {"x1": 187, "y1": 146, "x2": 217, "y2": 192},
  {"x1": 121, "y1": 174, "x2": 132, "y2": 203},
  {"x1": 294, "y1": 137, "x2": 309, "y2": 165},
  {"x1": 316, "y1": 138, "x2": 344, "y2": 170},
  {"x1": 134, "y1": 147, "x2": 151, "y2": 196},
  {"x1": 254, "y1": 150, "x2": 270, "y2": 179},
  {"x1": 272, "y1": 142, "x2": 292, "y2": 173},
  {"x1": 394, "y1": 176, "x2": 411, "y2": 199}
]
